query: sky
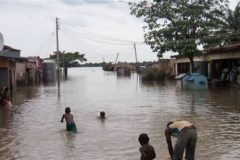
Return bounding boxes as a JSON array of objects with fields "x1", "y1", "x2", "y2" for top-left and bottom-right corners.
[{"x1": 0, "y1": 0, "x2": 239, "y2": 63}]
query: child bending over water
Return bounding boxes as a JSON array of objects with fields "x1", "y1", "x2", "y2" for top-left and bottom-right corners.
[{"x1": 61, "y1": 107, "x2": 77, "y2": 133}]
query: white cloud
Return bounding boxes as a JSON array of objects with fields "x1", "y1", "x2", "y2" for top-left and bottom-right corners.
[
  {"x1": 0, "y1": 0, "x2": 238, "y2": 62},
  {"x1": 0, "y1": 0, "x2": 157, "y2": 62},
  {"x1": 61, "y1": 0, "x2": 113, "y2": 5}
]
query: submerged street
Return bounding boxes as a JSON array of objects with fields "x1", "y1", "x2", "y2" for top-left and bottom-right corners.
[{"x1": 0, "y1": 67, "x2": 240, "y2": 160}]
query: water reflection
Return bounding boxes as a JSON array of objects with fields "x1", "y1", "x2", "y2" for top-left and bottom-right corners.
[{"x1": 0, "y1": 67, "x2": 239, "y2": 160}]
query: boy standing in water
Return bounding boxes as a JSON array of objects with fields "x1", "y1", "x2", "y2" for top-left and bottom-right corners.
[
  {"x1": 61, "y1": 107, "x2": 77, "y2": 133},
  {"x1": 138, "y1": 133, "x2": 156, "y2": 160}
]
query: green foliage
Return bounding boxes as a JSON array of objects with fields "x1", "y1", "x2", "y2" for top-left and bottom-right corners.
[
  {"x1": 140, "y1": 68, "x2": 167, "y2": 81},
  {"x1": 225, "y1": 2, "x2": 240, "y2": 32},
  {"x1": 49, "y1": 51, "x2": 87, "y2": 68},
  {"x1": 129, "y1": 0, "x2": 229, "y2": 71},
  {"x1": 222, "y1": 2, "x2": 240, "y2": 43},
  {"x1": 81, "y1": 62, "x2": 105, "y2": 67}
]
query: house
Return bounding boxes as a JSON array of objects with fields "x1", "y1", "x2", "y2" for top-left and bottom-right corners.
[
  {"x1": 16, "y1": 56, "x2": 43, "y2": 86},
  {"x1": 0, "y1": 45, "x2": 21, "y2": 92},
  {"x1": 172, "y1": 43, "x2": 240, "y2": 84},
  {"x1": 205, "y1": 43, "x2": 240, "y2": 83}
]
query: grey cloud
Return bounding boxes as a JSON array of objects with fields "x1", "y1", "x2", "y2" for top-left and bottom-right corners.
[
  {"x1": 61, "y1": 0, "x2": 113, "y2": 5},
  {"x1": 0, "y1": 0, "x2": 53, "y2": 10}
]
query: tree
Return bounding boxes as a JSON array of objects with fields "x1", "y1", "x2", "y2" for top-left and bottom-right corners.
[
  {"x1": 129, "y1": 0, "x2": 228, "y2": 72},
  {"x1": 223, "y1": 2, "x2": 240, "y2": 43},
  {"x1": 50, "y1": 51, "x2": 87, "y2": 78}
]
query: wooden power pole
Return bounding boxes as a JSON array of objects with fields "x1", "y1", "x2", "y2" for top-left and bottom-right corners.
[
  {"x1": 114, "y1": 52, "x2": 119, "y2": 65},
  {"x1": 56, "y1": 17, "x2": 60, "y2": 89},
  {"x1": 133, "y1": 43, "x2": 139, "y2": 72}
]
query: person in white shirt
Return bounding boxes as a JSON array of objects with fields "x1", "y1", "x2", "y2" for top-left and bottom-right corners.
[{"x1": 165, "y1": 121, "x2": 197, "y2": 160}]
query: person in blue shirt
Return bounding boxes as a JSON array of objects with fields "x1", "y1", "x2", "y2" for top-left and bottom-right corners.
[{"x1": 165, "y1": 121, "x2": 197, "y2": 160}]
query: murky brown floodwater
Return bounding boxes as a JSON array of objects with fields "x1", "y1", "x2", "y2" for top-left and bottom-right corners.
[{"x1": 0, "y1": 67, "x2": 240, "y2": 160}]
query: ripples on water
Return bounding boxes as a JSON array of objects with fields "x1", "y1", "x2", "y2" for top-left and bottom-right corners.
[{"x1": 0, "y1": 67, "x2": 240, "y2": 160}]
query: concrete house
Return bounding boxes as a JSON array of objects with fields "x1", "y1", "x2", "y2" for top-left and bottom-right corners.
[
  {"x1": 0, "y1": 45, "x2": 21, "y2": 91},
  {"x1": 172, "y1": 43, "x2": 240, "y2": 84},
  {"x1": 206, "y1": 43, "x2": 240, "y2": 83},
  {"x1": 172, "y1": 55, "x2": 208, "y2": 76},
  {"x1": 16, "y1": 56, "x2": 43, "y2": 85}
]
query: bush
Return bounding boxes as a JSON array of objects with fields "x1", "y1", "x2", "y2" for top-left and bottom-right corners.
[{"x1": 140, "y1": 68, "x2": 167, "y2": 81}]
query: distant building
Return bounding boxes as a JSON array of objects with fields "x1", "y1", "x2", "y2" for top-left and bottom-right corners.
[
  {"x1": 15, "y1": 57, "x2": 28, "y2": 85},
  {"x1": 32, "y1": 56, "x2": 43, "y2": 84},
  {"x1": 152, "y1": 59, "x2": 176, "y2": 76},
  {"x1": 16, "y1": 56, "x2": 43, "y2": 86}
]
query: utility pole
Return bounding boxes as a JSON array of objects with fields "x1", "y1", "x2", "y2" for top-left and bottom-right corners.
[
  {"x1": 56, "y1": 17, "x2": 60, "y2": 89},
  {"x1": 133, "y1": 43, "x2": 139, "y2": 73},
  {"x1": 114, "y1": 52, "x2": 119, "y2": 65}
]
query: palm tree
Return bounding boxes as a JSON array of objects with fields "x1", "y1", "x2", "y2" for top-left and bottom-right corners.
[{"x1": 224, "y1": 2, "x2": 240, "y2": 43}]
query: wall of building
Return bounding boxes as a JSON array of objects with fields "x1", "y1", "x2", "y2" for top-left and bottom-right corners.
[
  {"x1": 195, "y1": 61, "x2": 208, "y2": 76},
  {"x1": 152, "y1": 59, "x2": 176, "y2": 76},
  {"x1": 0, "y1": 68, "x2": 8, "y2": 87},
  {"x1": 16, "y1": 61, "x2": 27, "y2": 85},
  {"x1": 207, "y1": 51, "x2": 240, "y2": 60},
  {"x1": 0, "y1": 57, "x2": 9, "y2": 88},
  {"x1": 0, "y1": 57, "x2": 9, "y2": 68},
  {"x1": 25, "y1": 61, "x2": 36, "y2": 85},
  {"x1": 9, "y1": 60, "x2": 16, "y2": 91}
]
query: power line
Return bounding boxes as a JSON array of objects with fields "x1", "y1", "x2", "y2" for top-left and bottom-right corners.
[
  {"x1": 61, "y1": 23, "x2": 240, "y2": 48},
  {"x1": 62, "y1": 29, "x2": 137, "y2": 54},
  {"x1": 62, "y1": 25, "x2": 137, "y2": 43},
  {"x1": 33, "y1": 28, "x2": 55, "y2": 56},
  {"x1": 147, "y1": 30, "x2": 240, "y2": 46},
  {"x1": 61, "y1": 28, "x2": 142, "y2": 62},
  {"x1": 61, "y1": 27, "x2": 133, "y2": 45},
  {"x1": 61, "y1": 29, "x2": 106, "y2": 58},
  {"x1": 61, "y1": 25, "x2": 144, "y2": 45}
]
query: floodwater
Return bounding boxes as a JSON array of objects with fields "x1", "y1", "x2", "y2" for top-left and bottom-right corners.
[{"x1": 0, "y1": 67, "x2": 240, "y2": 160}]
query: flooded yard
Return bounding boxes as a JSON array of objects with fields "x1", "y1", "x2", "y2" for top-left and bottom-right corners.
[{"x1": 0, "y1": 67, "x2": 240, "y2": 160}]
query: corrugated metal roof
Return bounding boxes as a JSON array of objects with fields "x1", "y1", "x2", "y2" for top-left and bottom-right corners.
[
  {"x1": 175, "y1": 73, "x2": 188, "y2": 79},
  {"x1": 3, "y1": 45, "x2": 21, "y2": 51}
]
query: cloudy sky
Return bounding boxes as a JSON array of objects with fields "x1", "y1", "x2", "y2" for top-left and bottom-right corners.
[{"x1": 0, "y1": 0, "x2": 239, "y2": 63}]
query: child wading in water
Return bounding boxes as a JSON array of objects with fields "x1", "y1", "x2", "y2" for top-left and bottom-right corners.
[
  {"x1": 97, "y1": 111, "x2": 106, "y2": 119},
  {"x1": 61, "y1": 107, "x2": 77, "y2": 133},
  {"x1": 138, "y1": 133, "x2": 156, "y2": 160}
]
